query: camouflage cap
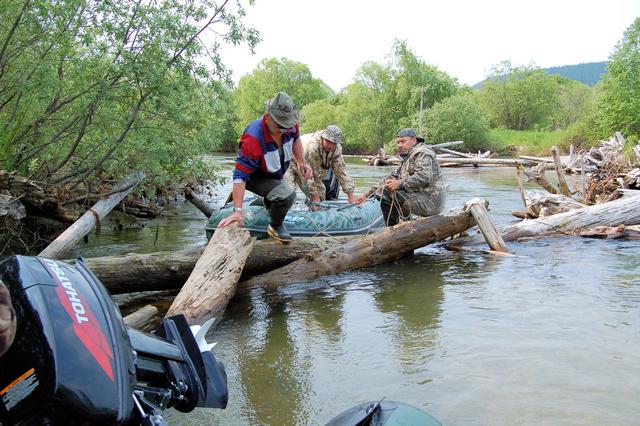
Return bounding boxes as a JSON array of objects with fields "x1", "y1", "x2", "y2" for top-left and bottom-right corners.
[
  {"x1": 397, "y1": 128, "x2": 424, "y2": 142},
  {"x1": 321, "y1": 125, "x2": 344, "y2": 144},
  {"x1": 265, "y1": 92, "x2": 298, "y2": 128}
]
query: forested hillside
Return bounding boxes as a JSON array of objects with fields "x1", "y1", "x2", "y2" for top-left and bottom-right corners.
[{"x1": 543, "y1": 62, "x2": 607, "y2": 86}]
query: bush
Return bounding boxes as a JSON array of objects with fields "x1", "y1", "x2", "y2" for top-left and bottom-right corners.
[{"x1": 425, "y1": 94, "x2": 490, "y2": 151}]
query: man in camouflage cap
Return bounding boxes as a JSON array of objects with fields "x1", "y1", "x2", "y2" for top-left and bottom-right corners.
[
  {"x1": 285, "y1": 124, "x2": 357, "y2": 206},
  {"x1": 0, "y1": 280, "x2": 16, "y2": 357},
  {"x1": 357, "y1": 128, "x2": 446, "y2": 226}
]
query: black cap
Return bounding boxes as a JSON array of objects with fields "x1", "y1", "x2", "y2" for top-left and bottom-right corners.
[{"x1": 396, "y1": 128, "x2": 424, "y2": 142}]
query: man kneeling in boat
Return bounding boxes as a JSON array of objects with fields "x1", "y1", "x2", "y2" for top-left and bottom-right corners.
[
  {"x1": 284, "y1": 125, "x2": 357, "y2": 209},
  {"x1": 218, "y1": 91, "x2": 312, "y2": 243},
  {"x1": 357, "y1": 128, "x2": 446, "y2": 226}
]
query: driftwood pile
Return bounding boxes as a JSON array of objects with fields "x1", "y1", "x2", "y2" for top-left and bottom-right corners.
[
  {"x1": 507, "y1": 133, "x2": 640, "y2": 242},
  {"x1": 364, "y1": 141, "x2": 506, "y2": 168}
]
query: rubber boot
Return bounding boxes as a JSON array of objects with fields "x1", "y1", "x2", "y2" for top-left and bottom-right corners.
[{"x1": 379, "y1": 188, "x2": 403, "y2": 227}]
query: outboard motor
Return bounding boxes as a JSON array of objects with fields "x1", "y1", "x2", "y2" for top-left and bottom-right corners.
[{"x1": 0, "y1": 255, "x2": 227, "y2": 425}]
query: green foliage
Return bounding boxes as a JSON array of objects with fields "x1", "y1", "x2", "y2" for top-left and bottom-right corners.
[
  {"x1": 425, "y1": 94, "x2": 490, "y2": 151},
  {"x1": 337, "y1": 40, "x2": 459, "y2": 152},
  {"x1": 0, "y1": 0, "x2": 257, "y2": 191},
  {"x1": 233, "y1": 57, "x2": 333, "y2": 132},
  {"x1": 489, "y1": 128, "x2": 571, "y2": 155},
  {"x1": 477, "y1": 62, "x2": 562, "y2": 130},
  {"x1": 299, "y1": 99, "x2": 341, "y2": 134},
  {"x1": 596, "y1": 17, "x2": 640, "y2": 143}
]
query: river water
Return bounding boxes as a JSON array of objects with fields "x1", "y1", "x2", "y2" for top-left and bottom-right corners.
[{"x1": 71, "y1": 156, "x2": 640, "y2": 425}]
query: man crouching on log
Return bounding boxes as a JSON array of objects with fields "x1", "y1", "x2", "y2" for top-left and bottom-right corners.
[
  {"x1": 357, "y1": 128, "x2": 446, "y2": 226},
  {"x1": 218, "y1": 91, "x2": 313, "y2": 243}
]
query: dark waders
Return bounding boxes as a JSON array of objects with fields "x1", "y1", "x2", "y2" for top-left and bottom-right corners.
[{"x1": 246, "y1": 173, "x2": 296, "y2": 243}]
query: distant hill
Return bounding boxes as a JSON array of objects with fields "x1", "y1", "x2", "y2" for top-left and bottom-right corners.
[
  {"x1": 474, "y1": 61, "x2": 608, "y2": 88},
  {"x1": 542, "y1": 61, "x2": 607, "y2": 86}
]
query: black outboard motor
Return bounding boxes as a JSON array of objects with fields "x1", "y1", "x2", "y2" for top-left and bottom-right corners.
[{"x1": 0, "y1": 255, "x2": 227, "y2": 425}]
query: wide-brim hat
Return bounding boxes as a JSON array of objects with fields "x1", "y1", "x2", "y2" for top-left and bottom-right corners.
[
  {"x1": 265, "y1": 92, "x2": 298, "y2": 128},
  {"x1": 396, "y1": 128, "x2": 424, "y2": 143}
]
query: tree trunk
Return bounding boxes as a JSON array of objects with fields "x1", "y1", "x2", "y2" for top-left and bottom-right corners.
[
  {"x1": 39, "y1": 172, "x2": 144, "y2": 259},
  {"x1": 501, "y1": 195, "x2": 640, "y2": 241},
  {"x1": 84, "y1": 236, "x2": 353, "y2": 294},
  {"x1": 240, "y1": 201, "x2": 481, "y2": 291},
  {"x1": 436, "y1": 157, "x2": 536, "y2": 167},
  {"x1": 165, "y1": 225, "x2": 254, "y2": 325}
]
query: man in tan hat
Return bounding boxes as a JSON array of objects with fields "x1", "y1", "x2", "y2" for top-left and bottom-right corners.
[
  {"x1": 285, "y1": 124, "x2": 356, "y2": 207},
  {"x1": 219, "y1": 91, "x2": 312, "y2": 243},
  {"x1": 357, "y1": 128, "x2": 446, "y2": 226}
]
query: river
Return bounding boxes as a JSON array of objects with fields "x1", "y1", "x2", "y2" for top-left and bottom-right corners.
[{"x1": 70, "y1": 155, "x2": 640, "y2": 425}]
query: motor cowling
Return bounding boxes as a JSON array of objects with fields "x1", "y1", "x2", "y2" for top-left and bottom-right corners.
[{"x1": 0, "y1": 255, "x2": 136, "y2": 424}]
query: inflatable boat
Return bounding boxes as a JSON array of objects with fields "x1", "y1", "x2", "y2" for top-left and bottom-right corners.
[{"x1": 206, "y1": 199, "x2": 384, "y2": 239}]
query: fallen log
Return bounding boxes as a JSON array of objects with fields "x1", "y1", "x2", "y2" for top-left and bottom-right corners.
[
  {"x1": 84, "y1": 236, "x2": 352, "y2": 294},
  {"x1": 0, "y1": 194, "x2": 26, "y2": 221},
  {"x1": 39, "y1": 172, "x2": 144, "y2": 259},
  {"x1": 184, "y1": 186, "x2": 214, "y2": 217},
  {"x1": 577, "y1": 224, "x2": 640, "y2": 240},
  {"x1": 467, "y1": 198, "x2": 507, "y2": 252},
  {"x1": 501, "y1": 195, "x2": 640, "y2": 242},
  {"x1": 165, "y1": 225, "x2": 254, "y2": 324},
  {"x1": 123, "y1": 305, "x2": 158, "y2": 329},
  {"x1": 436, "y1": 157, "x2": 536, "y2": 167},
  {"x1": 240, "y1": 200, "x2": 482, "y2": 291},
  {"x1": 525, "y1": 190, "x2": 585, "y2": 218}
]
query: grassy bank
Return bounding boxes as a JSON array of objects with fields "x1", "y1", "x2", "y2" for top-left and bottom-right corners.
[{"x1": 489, "y1": 129, "x2": 572, "y2": 156}]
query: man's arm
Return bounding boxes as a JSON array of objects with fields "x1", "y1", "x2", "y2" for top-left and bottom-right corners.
[
  {"x1": 292, "y1": 138, "x2": 312, "y2": 180},
  {"x1": 218, "y1": 181, "x2": 246, "y2": 228},
  {"x1": 331, "y1": 155, "x2": 356, "y2": 203}
]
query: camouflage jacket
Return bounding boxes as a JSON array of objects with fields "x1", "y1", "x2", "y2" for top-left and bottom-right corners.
[
  {"x1": 367, "y1": 142, "x2": 446, "y2": 216},
  {"x1": 284, "y1": 131, "x2": 355, "y2": 199}
]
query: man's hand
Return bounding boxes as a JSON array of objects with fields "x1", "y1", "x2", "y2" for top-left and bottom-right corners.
[
  {"x1": 218, "y1": 211, "x2": 243, "y2": 228},
  {"x1": 383, "y1": 178, "x2": 402, "y2": 192},
  {"x1": 301, "y1": 164, "x2": 313, "y2": 180},
  {"x1": 347, "y1": 192, "x2": 357, "y2": 204},
  {"x1": 355, "y1": 194, "x2": 368, "y2": 205},
  {"x1": 309, "y1": 197, "x2": 322, "y2": 211}
]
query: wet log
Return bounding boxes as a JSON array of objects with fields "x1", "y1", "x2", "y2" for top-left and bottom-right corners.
[
  {"x1": 165, "y1": 225, "x2": 254, "y2": 325},
  {"x1": 577, "y1": 224, "x2": 640, "y2": 240},
  {"x1": 184, "y1": 186, "x2": 215, "y2": 217},
  {"x1": 39, "y1": 172, "x2": 144, "y2": 259},
  {"x1": 466, "y1": 198, "x2": 507, "y2": 252},
  {"x1": 525, "y1": 191, "x2": 585, "y2": 218},
  {"x1": 84, "y1": 236, "x2": 352, "y2": 294},
  {"x1": 240, "y1": 200, "x2": 482, "y2": 291},
  {"x1": 123, "y1": 305, "x2": 158, "y2": 328},
  {"x1": 551, "y1": 146, "x2": 571, "y2": 196},
  {"x1": 0, "y1": 170, "x2": 40, "y2": 192},
  {"x1": 523, "y1": 162, "x2": 558, "y2": 194},
  {"x1": 501, "y1": 195, "x2": 640, "y2": 242}
]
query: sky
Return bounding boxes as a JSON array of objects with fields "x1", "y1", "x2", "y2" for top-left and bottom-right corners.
[{"x1": 217, "y1": 0, "x2": 639, "y2": 92}]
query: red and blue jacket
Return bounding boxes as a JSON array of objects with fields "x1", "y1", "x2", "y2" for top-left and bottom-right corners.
[{"x1": 232, "y1": 114, "x2": 300, "y2": 183}]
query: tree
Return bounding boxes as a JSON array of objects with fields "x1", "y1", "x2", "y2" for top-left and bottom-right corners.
[
  {"x1": 337, "y1": 40, "x2": 460, "y2": 151},
  {"x1": 596, "y1": 17, "x2": 640, "y2": 142},
  {"x1": 477, "y1": 61, "x2": 561, "y2": 130},
  {"x1": 233, "y1": 57, "x2": 333, "y2": 132},
  {"x1": 425, "y1": 94, "x2": 490, "y2": 151},
  {"x1": 0, "y1": 0, "x2": 258, "y2": 190}
]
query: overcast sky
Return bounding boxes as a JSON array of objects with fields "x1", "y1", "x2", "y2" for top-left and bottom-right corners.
[{"x1": 217, "y1": 0, "x2": 639, "y2": 91}]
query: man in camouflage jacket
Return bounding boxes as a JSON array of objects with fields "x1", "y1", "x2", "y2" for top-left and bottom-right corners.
[
  {"x1": 285, "y1": 125, "x2": 356, "y2": 205},
  {"x1": 358, "y1": 128, "x2": 446, "y2": 226}
]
